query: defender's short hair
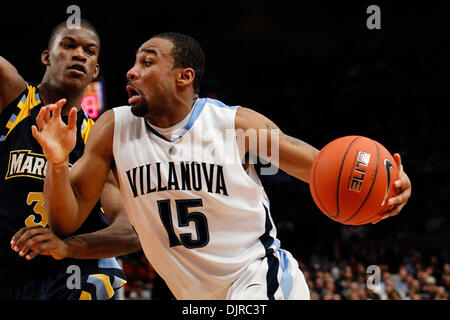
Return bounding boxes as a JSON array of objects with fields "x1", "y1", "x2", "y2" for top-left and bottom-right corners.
[{"x1": 47, "y1": 19, "x2": 100, "y2": 51}]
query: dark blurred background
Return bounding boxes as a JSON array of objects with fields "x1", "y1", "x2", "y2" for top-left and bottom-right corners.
[{"x1": 1, "y1": 0, "x2": 448, "y2": 300}]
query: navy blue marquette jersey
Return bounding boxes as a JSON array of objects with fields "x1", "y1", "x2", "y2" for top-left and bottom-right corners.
[{"x1": 0, "y1": 83, "x2": 126, "y2": 300}]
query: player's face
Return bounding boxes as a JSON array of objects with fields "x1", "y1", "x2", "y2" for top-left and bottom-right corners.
[
  {"x1": 126, "y1": 37, "x2": 178, "y2": 117},
  {"x1": 43, "y1": 27, "x2": 100, "y2": 92}
]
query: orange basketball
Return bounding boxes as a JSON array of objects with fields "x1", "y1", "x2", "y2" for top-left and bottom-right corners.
[{"x1": 309, "y1": 136, "x2": 399, "y2": 225}]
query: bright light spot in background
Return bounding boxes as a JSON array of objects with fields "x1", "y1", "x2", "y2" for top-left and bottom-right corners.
[{"x1": 81, "y1": 81, "x2": 103, "y2": 119}]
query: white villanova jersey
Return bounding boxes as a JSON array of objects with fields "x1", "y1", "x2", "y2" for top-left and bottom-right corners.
[{"x1": 112, "y1": 98, "x2": 305, "y2": 299}]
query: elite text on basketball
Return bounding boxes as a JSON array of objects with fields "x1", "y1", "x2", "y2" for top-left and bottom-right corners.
[{"x1": 348, "y1": 151, "x2": 371, "y2": 192}]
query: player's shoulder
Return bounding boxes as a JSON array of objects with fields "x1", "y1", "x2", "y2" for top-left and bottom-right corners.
[
  {"x1": 198, "y1": 98, "x2": 241, "y2": 125},
  {"x1": 0, "y1": 82, "x2": 42, "y2": 142},
  {"x1": 234, "y1": 106, "x2": 269, "y2": 130},
  {"x1": 110, "y1": 105, "x2": 131, "y2": 112},
  {"x1": 195, "y1": 98, "x2": 267, "y2": 131},
  {"x1": 107, "y1": 105, "x2": 134, "y2": 121},
  {"x1": 1, "y1": 82, "x2": 41, "y2": 115}
]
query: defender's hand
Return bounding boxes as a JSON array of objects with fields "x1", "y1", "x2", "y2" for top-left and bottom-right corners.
[
  {"x1": 372, "y1": 153, "x2": 411, "y2": 224},
  {"x1": 31, "y1": 98, "x2": 77, "y2": 165},
  {"x1": 11, "y1": 226, "x2": 69, "y2": 260}
]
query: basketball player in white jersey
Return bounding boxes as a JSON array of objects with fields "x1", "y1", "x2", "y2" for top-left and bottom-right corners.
[{"x1": 31, "y1": 32, "x2": 412, "y2": 300}]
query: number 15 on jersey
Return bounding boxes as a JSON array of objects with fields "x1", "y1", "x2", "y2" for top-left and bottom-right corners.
[{"x1": 157, "y1": 198, "x2": 210, "y2": 249}]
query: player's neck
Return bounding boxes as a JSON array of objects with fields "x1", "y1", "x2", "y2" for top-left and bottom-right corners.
[
  {"x1": 146, "y1": 94, "x2": 198, "y2": 128},
  {"x1": 39, "y1": 80, "x2": 84, "y2": 116}
]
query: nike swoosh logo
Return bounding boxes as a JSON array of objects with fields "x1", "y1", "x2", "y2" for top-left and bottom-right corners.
[{"x1": 382, "y1": 159, "x2": 394, "y2": 206}]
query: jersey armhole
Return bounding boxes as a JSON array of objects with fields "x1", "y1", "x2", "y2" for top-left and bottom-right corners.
[{"x1": 230, "y1": 106, "x2": 265, "y2": 193}]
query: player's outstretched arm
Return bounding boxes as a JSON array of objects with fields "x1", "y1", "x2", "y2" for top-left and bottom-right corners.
[
  {"x1": 0, "y1": 56, "x2": 26, "y2": 114},
  {"x1": 32, "y1": 101, "x2": 115, "y2": 236},
  {"x1": 235, "y1": 107, "x2": 319, "y2": 183},
  {"x1": 235, "y1": 107, "x2": 412, "y2": 220}
]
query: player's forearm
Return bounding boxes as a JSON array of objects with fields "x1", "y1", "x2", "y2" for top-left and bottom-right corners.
[
  {"x1": 235, "y1": 108, "x2": 319, "y2": 183},
  {"x1": 44, "y1": 160, "x2": 83, "y2": 237},
  {"x1": 63, "y1": 219, "x2": 141, "y2": 259},
  {"x1": 278, "y1": 133, "x2": 319, "y2": 183}
]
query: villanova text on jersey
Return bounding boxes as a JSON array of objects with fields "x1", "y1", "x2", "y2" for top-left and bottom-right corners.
[{"x1": 125, "y1": 161, "x2": 229, "y2": 197}]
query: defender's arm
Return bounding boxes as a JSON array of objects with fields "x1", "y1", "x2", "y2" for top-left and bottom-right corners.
[{"x1": 0, "y1": 56, "x2": 26, "y2": 113}]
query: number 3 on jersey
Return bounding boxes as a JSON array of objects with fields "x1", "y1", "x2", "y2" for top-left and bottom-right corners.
[
  {"x1": 24, "y1": 192, "x2": 48, "y2": 227},
  {"x1": 157, "y1": 198, "x2": 209, "y2": 249}
]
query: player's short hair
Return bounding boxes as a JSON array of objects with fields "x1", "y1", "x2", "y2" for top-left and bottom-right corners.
[
  {"x1": 47, "y1": 19, "x2": 101, "y2": 52},
  {"x1": 153, "y1": 32, "x2": 205, "y2": 94}
]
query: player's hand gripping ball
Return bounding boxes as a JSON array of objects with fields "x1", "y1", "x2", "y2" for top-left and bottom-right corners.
[{"x1": 309, "y1": 136, "x2": 399, "y2": 225}]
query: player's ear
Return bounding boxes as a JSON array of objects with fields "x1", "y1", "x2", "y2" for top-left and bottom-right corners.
[
  {"x1": 93, "y1": 63, "x2": 100, "y2": 79},
  {"x1": 41, "y1": 50, "x2": 50, "y2": 66},
  {"x1": 177, "y1": 68, "x2": 195, "y2": 88}
]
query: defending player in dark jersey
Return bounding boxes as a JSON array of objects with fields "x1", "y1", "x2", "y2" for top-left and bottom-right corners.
[{"x1": 0, "y1": 20, "x2": 140, "y2": 299}]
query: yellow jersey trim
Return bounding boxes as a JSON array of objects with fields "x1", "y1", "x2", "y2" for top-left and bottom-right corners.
[{"x1": 5, "y1": 84, "x2": 41, "y2": 139}]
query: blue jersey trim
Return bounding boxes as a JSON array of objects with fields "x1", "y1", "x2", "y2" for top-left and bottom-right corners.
[
  {"x1": 145, "y1": 98, "x2": 207, "y2": 142},
  {"x1": 278, "y1": 249, "x2": 294, "y2": 299},
  {"x1": 145, "y1": 97, "x2": 238, "y2": 143},
  {"x1": 98, "y1": 257, "x2": 121, "y2": 270},
  {"x1": 203, "y1": 97, "x2": 239, "y2": 110},
  {"x1": 182, "y1": 97, "x2": 207, "y2": 136},
  {"x1": 8, "y1": 113, "x2": 17, "y2": 123}
]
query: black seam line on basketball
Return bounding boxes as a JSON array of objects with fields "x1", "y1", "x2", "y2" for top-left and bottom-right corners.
[
  {"x1": 313, "y1": 144, "x2": 333, "y2": 216},
  {"x1": 333, "y1": 136, "x2": 360, "y2": 219},
  {"x1": 343, "y1": 139, "x2": 380, "y2": 224},
  {"x1": 355, "y1": 158, "x2": 394, "y2": 222},
  {"x1": 354, "y1": 203, "x2": 388, "y2": 224}
]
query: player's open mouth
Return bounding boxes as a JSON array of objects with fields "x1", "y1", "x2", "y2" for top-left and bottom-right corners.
[
  {"x1": 126, "y1": 85, "x2": 142, "y2": 105},
  {"x1": 126, "y1": 85, "x2": 140, "y2": 98},
  {"x1": 67, "y1": 64, "x2": 86, "y2": 74}
]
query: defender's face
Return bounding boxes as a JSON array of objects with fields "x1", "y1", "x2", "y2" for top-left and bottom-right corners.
[
  {"x1": 126, "y1": 37, "x2": 178, "y2": 117},
  {"x1": 44, "y1": 27, "x2": 100, "y2": 91}
]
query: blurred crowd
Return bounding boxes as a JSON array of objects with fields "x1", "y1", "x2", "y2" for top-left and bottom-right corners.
[
  {"x1": 119, "y1": 252, "x2": 174, "y2": 300},
  {"x1": 303, "y1": 255, "x2": 449, "y2": 300}
]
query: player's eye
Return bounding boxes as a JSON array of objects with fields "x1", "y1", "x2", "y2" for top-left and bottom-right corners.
[
  {"x1": 62, "y1": 43, "x2": 74, "y2": 49},
  {"x1": 143, "y1": 60, "x2": 152, "y2": 67},
  {"x1": 85, "y1": 48, "x2": 95, "y2": 55}
]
